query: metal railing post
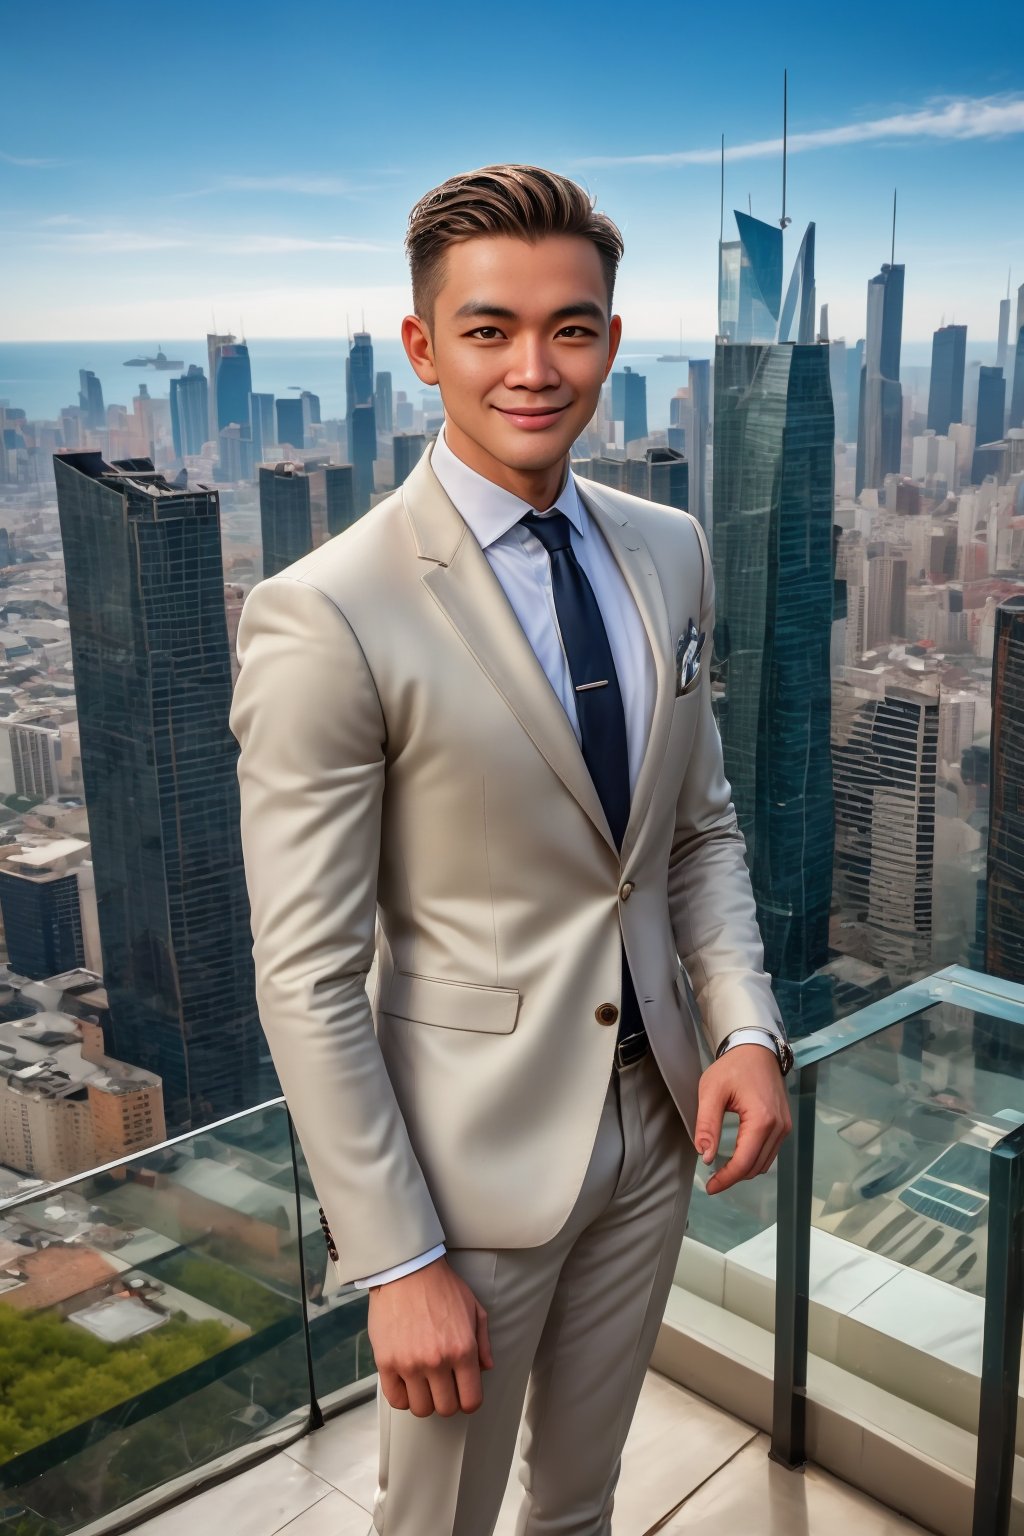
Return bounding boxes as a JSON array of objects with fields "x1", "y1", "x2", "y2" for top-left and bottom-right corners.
[
  {"x1": 770, "y1": 1059, "x2": 818, "y2": 1470},
  {"x1": 971, "y1": 1126, "x2": 1024, "y2": 1536}
]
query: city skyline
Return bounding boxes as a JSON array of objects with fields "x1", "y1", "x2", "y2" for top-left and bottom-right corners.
[{"x1": 1, "y1": 1, "x2": 1021, "y2": 341}]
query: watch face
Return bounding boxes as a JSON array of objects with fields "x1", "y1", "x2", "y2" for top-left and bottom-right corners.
[{"x1": 778, "y1": 1038, "x2": 795, "y2": 1075}]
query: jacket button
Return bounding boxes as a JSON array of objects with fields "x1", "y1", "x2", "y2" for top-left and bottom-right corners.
[
  {"x1": 595, "y1": 1003, "x2": 619, "y2": 1025},
  {"x1": 619, "y1": 881, "x2": 634, "y2": 900}
]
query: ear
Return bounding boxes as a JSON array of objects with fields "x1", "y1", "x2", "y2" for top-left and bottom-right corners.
[
  {"x1": 402, "y1": 313, "x2": 439, "y2": 386},
  {"x1": 604, "y1": 313, "x2": 623, "y2": 378}
]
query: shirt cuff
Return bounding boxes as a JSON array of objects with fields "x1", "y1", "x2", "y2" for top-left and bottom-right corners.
[
  {"x1": 351, "y1": 1243, "x2": 447, "y2": 1289},
  {"x1": 718, "y1": 1028, "x2": 780, "y2": 1056}
]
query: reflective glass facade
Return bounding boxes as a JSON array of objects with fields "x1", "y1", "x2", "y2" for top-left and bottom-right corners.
[
  {"x1": 986, "y1": 596, "x2": 1024, "y2": 980},
  {"x1": 52, "y1": 452, "x2": 274, "y2": 1132},
  {"x1": 711, "y1": 341, "x2": 836, "y2": 1029}
]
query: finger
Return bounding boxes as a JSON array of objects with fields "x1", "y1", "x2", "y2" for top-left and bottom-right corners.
[
  {"x1": 426, "y1": 1367, "x2": 460, "y2": 1418},
  {"x1": 694, "y1": 1083, "x2": 727, "y2": 1165},
  {"x1": 404, "y1": 1374, "x2": 436, "y2": 1418},
  {"x1": 379, "y1": 1367, "x2": 409, "y2": 1411},
  {"x1": 454, "y1": 1357, "x2": 485, "y2": 1414},
  {"x1": 706, "y1": 1118, "x2": 770, "y2": 1194},
  {"x1": 476, "y1": 1304, "x2": 494, "y2": 1371},
  {"x1": 749, "y1": 1126, "x2": 787, "y2": 1180}
]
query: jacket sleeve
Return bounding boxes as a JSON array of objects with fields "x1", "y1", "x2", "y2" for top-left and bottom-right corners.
[
  {"x1": 228, "y1": 574, "x2": 446, "y2": 1283},
  {"x1": 666, "y1": 519, "x2": 786, "y2": 1057}
]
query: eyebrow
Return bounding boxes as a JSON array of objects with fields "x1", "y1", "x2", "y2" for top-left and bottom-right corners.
[{"x1": 452, "y1": 300, "x2": 606, "y2": 323}]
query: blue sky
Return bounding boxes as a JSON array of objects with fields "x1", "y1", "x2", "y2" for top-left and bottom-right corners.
[{"x1": 2, "y1": 0, "x2": 1020, "y2": 342}]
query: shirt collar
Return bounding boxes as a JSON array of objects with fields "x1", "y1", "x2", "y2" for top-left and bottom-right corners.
[{"x1": 431, "y1": 424, "x2": 585, "y2": 550}]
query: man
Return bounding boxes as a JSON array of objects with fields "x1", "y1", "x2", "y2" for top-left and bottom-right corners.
[{"x1": 229, "y1": 164, "x2": 792, "y2": 1536}]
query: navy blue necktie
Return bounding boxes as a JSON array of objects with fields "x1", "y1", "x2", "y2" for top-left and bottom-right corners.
[{"x1": 519, "y1": 509, "x2": 645, "y2": 1051}]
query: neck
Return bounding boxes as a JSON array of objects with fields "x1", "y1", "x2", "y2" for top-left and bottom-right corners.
[{"x1": 442, "y1": 419, "x2": 569, "y2": 511}]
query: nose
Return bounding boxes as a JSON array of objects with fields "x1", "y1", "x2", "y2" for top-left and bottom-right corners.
[{"x1": 504, "y1": 335, "x2": 561, "y2": 394}]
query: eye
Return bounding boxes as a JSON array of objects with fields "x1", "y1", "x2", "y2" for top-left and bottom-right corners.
[
  {"x1": 467, "y1": 326, "x2": 505, "y2": 340},
  {"x1": 557, "y1": 326, "x2": 596, "y2": 339}
]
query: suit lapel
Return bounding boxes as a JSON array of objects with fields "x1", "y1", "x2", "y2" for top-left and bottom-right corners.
[
  {"x1": 405, "y1": 448, "x2": 616, "y2": 853},
  {"x1": 402, "y1": 445, "x2": 674, "y2": 865},
  {"x1": 574, "y1": 480, "x2": 676, "y2": 865}
]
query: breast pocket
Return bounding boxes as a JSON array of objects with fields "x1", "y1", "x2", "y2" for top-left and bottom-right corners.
[{"x1": 380, "y1": 969, "x2": 521, "y2": 1034}]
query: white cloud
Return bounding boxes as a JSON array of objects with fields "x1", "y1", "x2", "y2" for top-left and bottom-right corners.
[
  {"x1": 575, "y1": 93, "x2": 1024, "y2": 168},
  {"x1": 0, "y1": 150, "x2": 65, "y2": 168}
]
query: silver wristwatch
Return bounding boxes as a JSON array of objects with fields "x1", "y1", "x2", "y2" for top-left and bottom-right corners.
[{"x1": 715, "y1": 1027, "x2": 795, "y2": 1076}]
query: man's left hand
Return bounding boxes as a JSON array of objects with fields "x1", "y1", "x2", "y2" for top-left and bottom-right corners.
[{"x1": 694, "y1": 1046, "x2": 792, "y2": 1195}]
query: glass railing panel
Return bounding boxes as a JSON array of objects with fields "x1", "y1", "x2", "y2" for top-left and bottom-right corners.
[
  {"x1": 0, "y1": 1101, "x2": 314, "y2": 1535},
  {"x1": 671, "y1": 968, "x2": 1024, "y2": 1480}
]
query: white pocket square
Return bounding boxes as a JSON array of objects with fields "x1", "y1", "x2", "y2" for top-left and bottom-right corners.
[{"x1": 675, "y1": 619, "x2": 706, "y2": 696}]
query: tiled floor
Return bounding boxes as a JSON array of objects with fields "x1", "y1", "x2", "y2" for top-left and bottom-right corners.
[{"x1": 128, "y1": 1369, "x2": 929, "y2": 1536}]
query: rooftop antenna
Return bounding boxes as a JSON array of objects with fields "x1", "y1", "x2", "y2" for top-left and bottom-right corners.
[
  {"x1": 748, "y1": 194, "x2": 752, "y2": 216},
  {"x1": 891, "y1": 188, "x2": 897, "y2": 267},
  {"x1": 1008, "y1": 268, "x2": 1013, "y2": 301},
  {"x1": 346, "y1": 312, "x2": 351, "y2": 345},
  {"x1": 719, "y1": 133, "x2": 725, "y2": 243},
  {"x1": 361, "y1": 307, "x2": 366, "y2": 331},
  {"x1": 779, "y1": 68, "x2": 792, "y2": 230}
]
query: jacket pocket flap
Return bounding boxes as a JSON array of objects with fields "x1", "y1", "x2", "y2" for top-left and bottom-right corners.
[{"x1": 382, "y1": 970, "x2": 521, "y2": 1033}]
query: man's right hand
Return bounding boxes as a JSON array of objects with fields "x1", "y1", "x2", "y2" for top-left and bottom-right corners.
[{"x1": 367, "y1": 1256, "x2": 494, "y2": 1417}]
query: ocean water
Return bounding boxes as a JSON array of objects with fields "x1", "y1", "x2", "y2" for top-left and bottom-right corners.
[{"x1": 0, "y1": 336, "x2": 953, "y2": 433}]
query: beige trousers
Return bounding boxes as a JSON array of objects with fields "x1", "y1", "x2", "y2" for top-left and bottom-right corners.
[{"x1": 371, "y1": 1046, "x2": 698, "y2": 1536}]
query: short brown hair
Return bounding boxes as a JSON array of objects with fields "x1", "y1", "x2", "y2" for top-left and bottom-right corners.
[{"x1": 405, "y1": 164, "x2": 624, "y2": 328}]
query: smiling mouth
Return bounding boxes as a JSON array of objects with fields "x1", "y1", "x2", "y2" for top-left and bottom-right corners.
[{"x1": 493, "y1": 403, "x2": 570, "y2": 418}]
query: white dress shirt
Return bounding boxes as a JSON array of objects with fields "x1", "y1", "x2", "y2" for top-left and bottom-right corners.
[{"x1": 351, "y1": 427, "x2": 773, "y2": 1290}]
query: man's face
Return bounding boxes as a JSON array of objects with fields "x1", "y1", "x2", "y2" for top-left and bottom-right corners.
[{"x1": 403, "y1": 233, "x2": 621, "y2": 482}]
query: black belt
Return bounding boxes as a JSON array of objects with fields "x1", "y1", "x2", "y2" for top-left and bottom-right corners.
[{"x1": 614, "y1": 1028, "x2": 650, "y2": 1071}]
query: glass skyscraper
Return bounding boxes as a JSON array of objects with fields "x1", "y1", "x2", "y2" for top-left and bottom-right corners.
[
  {"x1": 169, "y1": 365, "x2": 209, "y2": 458},
  {"x1": 611, "y1": 366, "x2": 648, "y2": 447},
  {"x1": 986, "y1": 595, "x2": 1024, "y2": 982},
  {"x1": 712, "y1": 341, "x2": 836, "y2": 1024},
  {"x1": 53, "y1": 451, "x2": 274, "y2": 1132},
  {"x1": 78, "y1": 369, "x2": 105, "y2": 430},
  {"x1": 856, "y1": 262, "x2": 905, "y2": 494},
  {"x1": 259, "y1": 459, "x2": 359, "y2": 577},
  {"x1": 214, "y1": 342, "x2": 253, "y2": 433},
  {"x1": 972, "y1": 365, "x2": 1006, "y2": 483},
  {"x1": 926, "y1": 324, "x2": 967, "y2": 436},
  {"x1": 718, "y1": 212, "x2": 784, "y2": 344},
  {"x1": 275, "y1": 396, "x2": 304, "y2": 451}
]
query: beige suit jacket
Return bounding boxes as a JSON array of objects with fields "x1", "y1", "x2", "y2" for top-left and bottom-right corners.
[{"x1": 228, "y1": 443, "x2": 784, "y2": 1285}]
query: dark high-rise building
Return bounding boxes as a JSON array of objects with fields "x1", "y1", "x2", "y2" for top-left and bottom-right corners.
[
  {"x1": 393, "y1": 432, "x2": 427, "y2": 487},
  {"x1": 575, "y1": 448, "x2": 688, "y2": 512},
  {"x1": 259, "y1": 459, "x2": 360, "y2": 577},
  {"x1": 206, "y1": 332, "x2": 235, "y2": 440},
  {"x1": 0, "y1": 862, "x2": 84, "y2": 980},
  {"x1": 856, "y1": 263, "x2": 905, "y2": 495},
  {"x1": 351, "y1": 403, "x2": 377, "y2": 512},
  {"x1": 300, "y1": 390, "x2": 321, "y2": 430},
  {"x1": 214, "y1": 343, "x2": 253, "y2": 433},
  {"x1": 78, "y1": 369, "x2": 105, "y2": 430},
  {"x1": 926, "y1": 324, "x2": 967, "y2": 435},
  {"x1": 712, "y1": 341, "x2": 835, "y2": 1009},
  {"x1": 972, "y1": 366, "x2": 1006, "y2": 483},
  {"x1": 611, "y1": 366, "x2": 648, "y2": 447},
  {"x1": 1008, "y1": 328, "x2": 1024, "y2": 431},
  {"x1": 52, "y1": 451, "x2": 272, "y2": 1131},
  {"x1": 169, "y1": 366, "x2": 209, "y2": 458},
  {"x1": 687, "y1": 359, "x2": 710, "y2": 534},
  {"x1": 249, "y1": 392, "x2": 275, "y2": 461},
  {"x1": 375, "y1": 371, "x2": 394, "y2": 434},
  {"x1": 986, "y1": 595, "x2": 1024, "y2": 982},
  {"x1": 275, "y1": 397, "x2": 305, "y2": 450},
  {"x1": 347, "y1": 332, "x2": 374, "y2": 413}
]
